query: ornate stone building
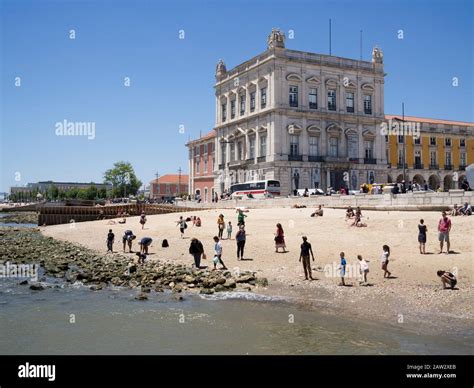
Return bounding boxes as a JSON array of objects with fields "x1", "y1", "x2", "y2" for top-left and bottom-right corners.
[{"x1": 212, "y1": 28, "x2": 387, "y2": 194}]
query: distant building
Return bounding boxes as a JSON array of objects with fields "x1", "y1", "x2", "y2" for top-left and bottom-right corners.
[
  {"x1": 150, "y1": 174, "x2": 188, "y2": 198},
  {"x1": 186, "y1": 130, "x2": 216, "y2": 202},
  {"x1": 10, "y1": 181, "x2": 111, "y2": 195}
]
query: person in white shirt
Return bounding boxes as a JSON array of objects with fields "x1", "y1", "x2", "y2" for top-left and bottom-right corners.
[
  {"x1": 357, "y1": 255, "x2": 370, "y2": 284},
  {"x1": 212, "y1": 236, "x2": 227, "y2": 270}
]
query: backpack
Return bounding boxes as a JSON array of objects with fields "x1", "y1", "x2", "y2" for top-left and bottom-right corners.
[{"x1": 162, "y1": 239, "x2": 169, "y2": 248}]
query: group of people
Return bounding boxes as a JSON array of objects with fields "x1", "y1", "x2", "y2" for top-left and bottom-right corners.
[
  {"x1": 451, "y1": 203, "x2": 472, "y2": 216},
  {"x1": 345, "y1": 206, "x2": 366, "y2": 227},
  {"x1": 418, "y1": 211, "x2": 453, "y2": 255}
]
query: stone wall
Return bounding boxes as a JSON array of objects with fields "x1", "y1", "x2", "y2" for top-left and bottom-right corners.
[{"x1": 177, "y1": 190, "x2": 473, "y2": 211}]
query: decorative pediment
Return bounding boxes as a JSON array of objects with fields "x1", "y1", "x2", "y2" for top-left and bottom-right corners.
[
  {"x1": 237, "y1": 86, "x2": 247, "y2": 94},
  {"x1": 325, "y1": 78, "x2": 339, "y2": 87},
  {"x1": 344, "y1": 80, "x2": 357, "y2": 89},
  {"x1": 344, "y1": 128, "x2": 358, "y2": 136},
  {"x1": 306, "y1": 76, "x2": 321, "y2": 84},
  {"x1": 286, "y1": 73, "x2": 302, "y2": 81},
  {"x1": 326, "y1": 123, "x2": 342, "y2": 134},
  {"x1": 362, "y1": 128, "x2": 376, "y2": 138},
  {"x1": 246, "y1": 82, "x2": 257, "y2": 89},
  {"x1": 361, "y1": 83, "x2": 375, "y2": 91},
  {"x1": 256, "y1": 125, "x2": 268, "y2": 133},
  {"x1": 306, "y1": 125, "x2": 322, "y2": 134},
  {"x1": 258, "y1": 76, "x2": 268, "y2": 84},
  {"x1": 287, "y1": 123, "x2": 303, "y2": 134}
]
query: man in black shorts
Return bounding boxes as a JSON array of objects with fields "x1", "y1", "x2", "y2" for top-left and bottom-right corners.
[{"x1": 122, "y1": 230, "x2": 136, "y2": 252}]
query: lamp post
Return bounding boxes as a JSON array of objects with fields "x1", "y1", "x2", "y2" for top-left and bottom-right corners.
[{"x1": 393, "y1": 103, "x2": 407, "y2": 185}]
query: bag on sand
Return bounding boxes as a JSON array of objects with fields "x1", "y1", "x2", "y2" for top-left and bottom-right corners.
[
  {"x1": 202, "y1": 253, "x2": 207, "y2": 260},
  {"x1": 162, "y1": 239, "x2": 169, "y2": 248}
]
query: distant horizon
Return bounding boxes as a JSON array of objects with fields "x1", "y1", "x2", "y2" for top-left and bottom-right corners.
[{"x1": 1, "y1": 0, "x2": 472, "y2": 192}]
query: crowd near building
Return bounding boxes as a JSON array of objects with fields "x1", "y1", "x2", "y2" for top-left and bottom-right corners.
[{"x1": 185, "y1": 28, "x2": 474, "y2": 201}]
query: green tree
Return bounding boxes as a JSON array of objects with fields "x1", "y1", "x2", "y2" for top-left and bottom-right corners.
[
  {"x1": 104, "y1": 161, "x2": 142, "y2": 198},
  {"x1": 49, "y1": 185, "x2": 59, "y2": 200},
  {"x1": 98, "y1": 187, "x2": 107, "y2": 199}
]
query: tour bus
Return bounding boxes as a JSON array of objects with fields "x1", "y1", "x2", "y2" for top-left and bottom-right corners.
[{"x1": 230, "y1": 180, "x2": 281, "y2": 199}]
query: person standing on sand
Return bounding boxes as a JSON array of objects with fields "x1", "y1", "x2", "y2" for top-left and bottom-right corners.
[
  {"x1": 177, "y1": 216, "x2": 187, "y2": 238},
  {"x1": 139, "y1": 212, "x2": 147, "y2": 230},
  {"x1": 237, "y1": 209, "x2": 247, "y2": 226},
  {"x1": 339, "y1": 252, "x2": 347, "y2": 286},
  {"x1": 122, "y1": 230, "x2": 136, "y2": 252},
  {"x1": 437, "y1": 211, "x2": 452, "y2": 254},
  {"x1": 189, "y1": 238, "x2": 204, "y2": 269},
  {"x1": 274, "y1": 223, "x2": 286, "y2": 253},
  {"x1": 418, "y1": 219, "x2": 427, "y2": 254},
  {"x1": 299, "y1": 236, "x2": 315, "y2": 280},
  {"x1": 357, "y1": 255, "x2": 370, "y2": 284},
  {"x1": 217, "y1": 214, "x2": 225, "y2": 239},
  {"x1": 227, "y1": 221, "x2": 233, "y2": 240},
  {"x1": 437, "y1": 270, "x2": 457, "y2": 290},
  {"x1": 106, "y1": 229, "x2": 115, "y2": 253},
  {"x1": 236, "y1": 225, "x2": 246, "y2": 260},
  {"x1": 381, "y1": 244, "x2": 391, "y2": 278},
  {"x1": 213, "y1": 236, "x2": 227, "y2": 270}
]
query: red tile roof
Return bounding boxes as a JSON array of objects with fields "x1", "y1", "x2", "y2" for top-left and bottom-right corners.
[
  {"x1": 151, "y1": 174, "x2": 189, "y2": 184},
  {"x1": 385, "y1": 114, "x2": 474, "y2": 127},
  {"x1": 187, "y1": 130, "x2": 216, "y2": 145}
]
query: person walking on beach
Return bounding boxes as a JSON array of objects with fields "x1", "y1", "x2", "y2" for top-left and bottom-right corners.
[
  {"x1": 339, "y1": 252, "x2": 347, "y2": 286},
  {"x1": 237, "y1": 209, "x2": 247, "y2": 226},
  {"x1": 177, "y1": 216, "x2": 187, "y2": 238},
  {"x1": 189, "y1": 238, "x2": 204, "y2": 269},
  {"x1": 299, "y1": 236, "x2": 315, "y2": 280},
  {"x1": 139, "y1": 212, "x2": 147, "y2": 230},
  {"x1": 236, "y1": 225, "x2": 246, "y2": 260},
  {"x1": 418, "y1": 219, "x2": 427, "y2": 254},
  {"x1": 122, "y1": 230, "x2": 136, "y2": 252},
  {"x1": 437, "y1": 270, "x2": 457, "y2": 290},
  {"x1": 212, "y1": 236, "x2": 227, "y2": 270},
  {"x1": 357, "y1": 255, "x2": 370, "y2": 284},
  {"x1": 138, "y1": 237, "x2": 152, "y2": 254},
  {"x1": 217, "y1": 214, "x2": 225, "y2": 239},
  {"x1": 274, "y1": 223, "x2": 287, "y2": 253},
  {"x1": 226, "y1": 221, "x2": 233, "y2": 239},
  {"x1": 381, "y1": 244, "x2": 391, "y2": 278},
  {"x1": 106, "y1": 229, "x2": 115, "y2": 253},
  {"x1": 438, "y1": 211, "x2": 452, "y2": 254}
]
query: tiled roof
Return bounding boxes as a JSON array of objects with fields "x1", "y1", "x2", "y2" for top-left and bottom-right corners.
[
  {"x1": 385, "y1": 114, "x2": 474, "y2": 127},
  {"x1": 151, "y1": 174, "x2": 189, "y2": 184},
  {"x1": 186, "y1": 130, "x2": 216, "y2": 145}
]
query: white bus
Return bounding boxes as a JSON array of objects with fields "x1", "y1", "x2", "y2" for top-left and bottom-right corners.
[{"x1": 230, "y1": 180, "x2": 281, "y2": 199}]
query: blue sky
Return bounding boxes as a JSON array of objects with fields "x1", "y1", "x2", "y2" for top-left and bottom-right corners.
[{"x1": 1, "y1": 0, "x2": 472, "y2": 192}]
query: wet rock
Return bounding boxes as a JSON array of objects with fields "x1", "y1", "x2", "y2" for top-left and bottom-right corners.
[
  {"x1": 29, "y1": 283, "x2": 44, "y2": 291},
  {"x1": 19, "y1": 279, "x2": 28, "y2": 285},
  {"x1": 236, "y1": 275, "x2": 255, "y2": 283},
  {"x1": 200, "y1": 288, "x2": 215, "y2": 295},
  {"x1": 215, "y1": 284, "x2": 226, "y2": 292},
  {"x1": 135, "y1": 292, "x2": 148, "y2": 301},
  {"x1": 90, "y1": 283, "x2": 105, "y2": 291},
  {"x1": 141, "y1": 287, "x2": 151, "y2": 293},
  {"x1": 256, "y1": 278, "x2": 269, "y2": 287},
  {"x1": 224, "y1": 279, "x2": 236, "y2": 288}
]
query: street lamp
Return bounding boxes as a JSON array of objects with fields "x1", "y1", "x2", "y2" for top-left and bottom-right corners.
[{"x1": 392, "y1": 103, "x2": 407, "y2": 185}]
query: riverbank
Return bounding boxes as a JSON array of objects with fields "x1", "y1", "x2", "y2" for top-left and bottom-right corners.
[
  {"x1": 0, "y1": 212, "x2": 38, "y2": 224},
  {"x1": 0, "y1": 228, "x2": 262, "y2": 297},
  {"x1": 40, "y1": 207, "x2": 474, "y2": 334}
]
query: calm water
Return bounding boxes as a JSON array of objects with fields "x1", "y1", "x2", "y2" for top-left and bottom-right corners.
[{"x1": 0, "y1": 276, "x2": 472, "y2": 355}]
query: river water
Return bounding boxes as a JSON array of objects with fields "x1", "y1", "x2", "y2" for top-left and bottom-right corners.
[{"x1": 1, "y1": 275, "x2": 472, "y2": 355}]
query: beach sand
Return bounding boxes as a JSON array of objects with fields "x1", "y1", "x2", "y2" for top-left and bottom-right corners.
[{"x1": 41, "y1": 207, "x2": 474, "y2": 332}]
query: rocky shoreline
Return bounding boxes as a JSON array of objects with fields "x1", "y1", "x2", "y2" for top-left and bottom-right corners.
[
  {"x1": 0, "y1": 212, "x2": 38, "y2": 224},
  {"x1": 0, "y1": 227, "x2": 266, "y2": 298}
]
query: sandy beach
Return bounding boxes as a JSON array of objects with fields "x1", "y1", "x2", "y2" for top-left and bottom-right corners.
[{"x1": 41, "y1": 207, "x2": 474, "y2": 332}]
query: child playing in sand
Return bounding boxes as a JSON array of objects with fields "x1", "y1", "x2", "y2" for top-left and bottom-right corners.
[
  {"x1": 139, "y1": 212, "x2": 147, "y2": 229},
  {"x1": 136, "y1": 252, "x2": 147, "y2": 265},
  {"x1": 106, "y1": 229, "x2": 115, "y2": 253},
  {"x1": 213, "y1": 236, "x2": 227, "y2": 270},
  {"x1": 437, "y1": 270, "x2": 457, "y2": 289},
  {"x1": 357, "y1": 255, "x2": 370, "y2": 284},
  {"x1": 339, "y1": 252, "x2": 347, "y2": 286},
  {"x1": 227, "y1": 221, "x2": 233, "y2": 239},
  {"x1": 177, "y1": 216, "x2": 187, "y2": 238},
  {"x1": 381, "y1": 244, "x2": 391, "y2": 278}
]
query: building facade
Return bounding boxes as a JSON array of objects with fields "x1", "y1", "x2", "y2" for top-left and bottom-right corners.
[
  {"x1": 186, "y1": 130, "x2": 216, "y2": 202},
  {"x1": 186, "y1": 28, "x2": 474, "y2": 195},
  {"x1": 150, "y1": 174, "x2": 188, "y2": 199},
  {"x1": 385, "y1": 115, "x2": 474, "y2": 190},
  {"x1": 10, "y1": 181, "x2": 111, "y2": 195},
  {"x1": 213, "y1": 28, "x2": 386, "y2": 195}
]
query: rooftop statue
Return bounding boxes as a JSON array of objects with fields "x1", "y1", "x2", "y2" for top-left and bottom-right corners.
[{"x1": 267, "y1": 28, "x2": 285, "y2": 49}]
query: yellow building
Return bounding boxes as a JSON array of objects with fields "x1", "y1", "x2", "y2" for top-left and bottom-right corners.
[{"x1": 384, "y1": 115, "x2": 474, "y2": 190}]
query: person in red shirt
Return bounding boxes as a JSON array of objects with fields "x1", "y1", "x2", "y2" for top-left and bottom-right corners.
[{"x1": 437, "y1": 211, "x2": 452, "y2": 254}]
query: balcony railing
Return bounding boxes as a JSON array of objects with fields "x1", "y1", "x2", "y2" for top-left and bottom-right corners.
[
  {"x1": 444, "y1": 164, "x2": 453, "y2": 170},
  {"x1": 257, "y1": 156, "x2": 266, "y2": 163},
  {"x1": 397, "y1": 163, "x2": 408, "y2": 169},
  {"x1": 413, "y1": 163, "x2": 424, "y2": 169},
  {"x1": 288, "y1": 155, "x2": 303, "y2": 161},
  {"x1": 364, "y1": 158, "x2": 377, "y2": 164},
  {"x1": 308, "y1": 155, "x2": 324, "y2": 162},
  {"x1": 349, "y1": 157, "x2": 359, "y2": 163},
  {"x1": 429, "y1": 164, "x2": 439, "y2": 170}
]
